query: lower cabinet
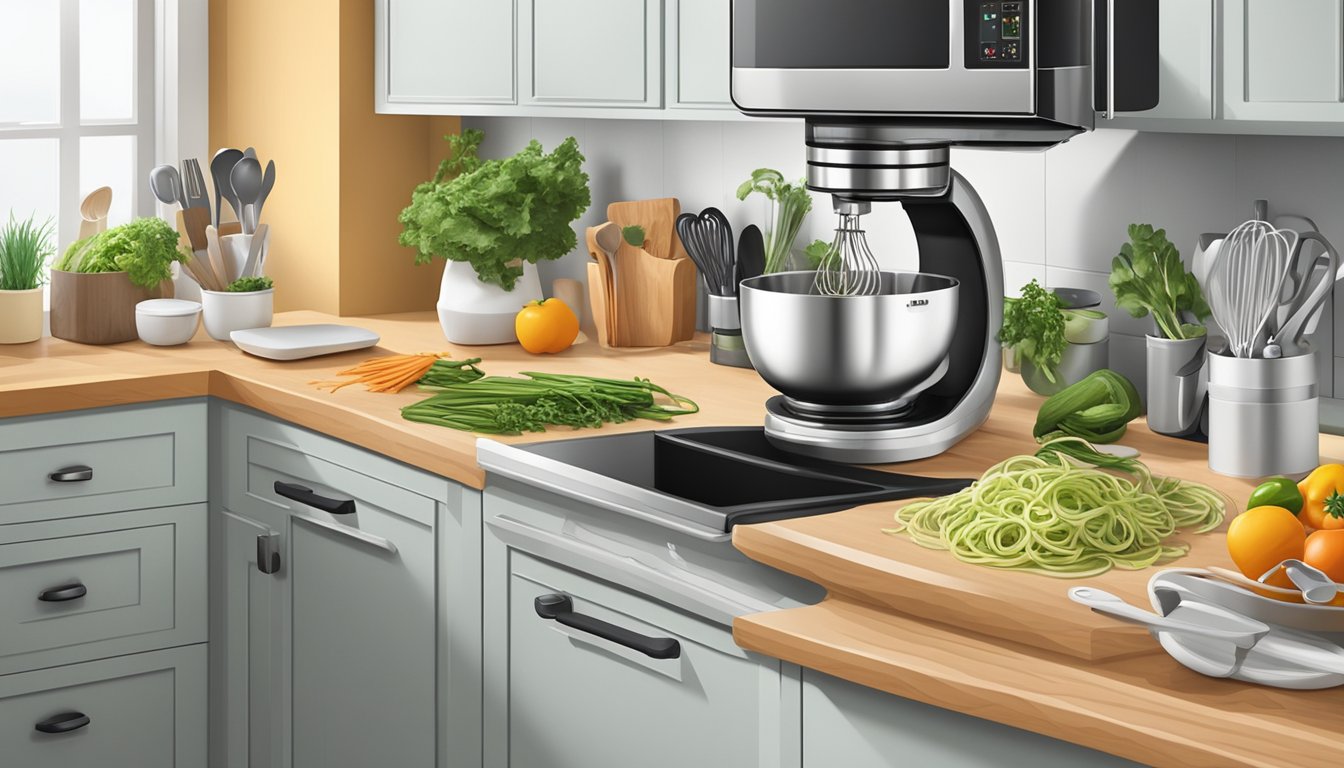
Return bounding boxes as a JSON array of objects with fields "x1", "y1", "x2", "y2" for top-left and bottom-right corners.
[
  {"x1": 210, "y1": 404, "x2": 482, "y2": 768},
  {"x1": 485, "y1": 543, "x2": 801, "y2": 768},
  {"x1": 0, "y1": 645, "x2": 207, "y2": 768},
  {"x1": 800, "y1": 671, "x2": 1142, "y2": 768}
]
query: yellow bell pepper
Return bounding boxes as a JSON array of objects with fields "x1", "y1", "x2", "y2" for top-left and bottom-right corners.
[{"x1": 1298, "y1": 464, "x2": 1344, "y2": 530}]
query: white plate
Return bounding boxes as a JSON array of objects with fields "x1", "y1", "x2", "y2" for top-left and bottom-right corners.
[{"x1": 229, "y1": 324, "x2": 380, "y2": 360}]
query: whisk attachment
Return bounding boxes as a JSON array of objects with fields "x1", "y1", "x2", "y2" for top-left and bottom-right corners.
[{"x1": 814, "y1": 200, "x2": 882, "y2": 296}]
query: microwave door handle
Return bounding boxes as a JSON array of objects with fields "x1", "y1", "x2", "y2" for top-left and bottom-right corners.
[{"x1": 1105, "y1": 0, "x2": 1116, "y2": 118}]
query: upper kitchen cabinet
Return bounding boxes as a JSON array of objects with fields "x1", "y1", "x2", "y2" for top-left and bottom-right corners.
[
  {"x1": 668, "y1": 0, "x2": 734, "y2": 111},
  {"x1": 520, "y1": 0, "x2": 662, "y2": 109},
  {"x1": 1111, "y1": 0, "x2": 1215, "y2": 120},
  {"x1": 1222, "y1": 0, "x2": 1344, "y2": 122},
  {"x1": 376, "y1": 0, "x2": 516, "y2": 108},
  {"x1": 376, "y1": 0, "x2": 744, "y2": 119}
]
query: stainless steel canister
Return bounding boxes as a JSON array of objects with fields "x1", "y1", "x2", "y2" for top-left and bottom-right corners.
[
  {"x1": 1207, "y1": 351, "x2": 1319, "y2": 478},
  {"x1": 707, "y1": 294, "x2": 751, "y2": 368},
  {"x1": 1146, "y1": 335, "x2": 1207, "y2": 436}
]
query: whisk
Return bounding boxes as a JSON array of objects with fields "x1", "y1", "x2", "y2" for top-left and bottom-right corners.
[
  {"x1": 814, "y1": 201, "x2": 882, "y2": 296},
  {"x1": 1207, "y1": 215, "x2": 1298, "y2": 358}
]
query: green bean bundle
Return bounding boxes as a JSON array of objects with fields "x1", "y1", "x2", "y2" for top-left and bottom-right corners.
[{"x1": 886, "y1": 439, "x2": 1225, "y2": 578}]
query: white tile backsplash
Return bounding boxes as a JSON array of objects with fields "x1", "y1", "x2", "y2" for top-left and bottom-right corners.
[{"x1": 464, "y1": 117, "x2": 1344, "y2": 398}]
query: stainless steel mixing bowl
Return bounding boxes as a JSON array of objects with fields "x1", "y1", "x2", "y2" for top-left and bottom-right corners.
[{"x1": 739, "y1": 271, "x2": 960, "y2": 410}]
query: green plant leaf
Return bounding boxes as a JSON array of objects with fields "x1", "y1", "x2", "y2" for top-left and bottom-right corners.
[
  {"x1": 999, "y1": 279, "x2": 1066, "y2": 382},
  {"x1": 1108, "y1": 224, "x2": 1210, "y2": 339},
  {"x1": 622, "y1": 225, "x2": 645, "y2": 248}
]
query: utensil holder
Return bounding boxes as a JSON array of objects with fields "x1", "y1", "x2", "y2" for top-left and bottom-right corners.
[
  {"x1": 1020, "y1": 338, "x2": 1109, "y2": 395},
  {"x1": 201, "y1": 288, "x2": 274, "y2": 342},
  {"x1": 1146, "y1": 335, "x2": 1208, "y2": 437},
  {"x1": 708, "y1": 295, "x2": 752, "y2": 368},
  {"x1": 1207, "y1": 351, "x2": 1319, "y2": 478}
]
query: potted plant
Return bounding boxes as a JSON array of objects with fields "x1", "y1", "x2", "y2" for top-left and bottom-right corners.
[
  {"x1": 51, "y1": 217, "x2": 187, "y2": 344},
  {"x1": 399, "y1": 129, "x2": 591, "y2": 345},
  {"x1": 736, "y1": 169, "x2": 813, "y2": 273},
  {"x1": 1109, "y1": 223, "x2": 1211, "y2": 435},
  {"x1": 999, "y1": 280, "x2": 1110, "y2": 395},
  {"x1": 0, "y1": 213, "x2": 54, "y2": 344},
  {"x1": 201, "y1": 276, "x2": 274, "y2": 341}
]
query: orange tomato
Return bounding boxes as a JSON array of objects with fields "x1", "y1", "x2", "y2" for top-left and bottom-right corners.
[
  {"x1": 1297, "y1": 463, "x2": 1344, "y2": 530},
  {"x1": 1304, "y1": 529, "x2": 1344, "y2": 584},
  {"x1": 515, "y1": 299, "x2": 580, "y2": 354},
  {"x1": 1225, "y1": 505, "x2": 1305, "y2": 589}
]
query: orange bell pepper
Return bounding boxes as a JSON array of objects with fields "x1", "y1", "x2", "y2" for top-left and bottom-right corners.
[{"x1": 1297, "y1": 464, "x2": 1344, "y2": 530}]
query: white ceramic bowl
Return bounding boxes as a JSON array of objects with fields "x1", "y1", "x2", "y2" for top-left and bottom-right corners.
[
  {"x1": 200, "y1": 288, "x2": 274, "y2": 342},
  {"x1": 135, "y1": 299, "x2": 202, "y2": 346}
]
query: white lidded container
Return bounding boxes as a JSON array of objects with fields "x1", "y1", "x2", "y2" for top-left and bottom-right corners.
[
  {"x1": 135, "y1": 298, "x2": 202, "y2": 346},
  {"x1": 201, "y1": 288, "x2": 273, "y2": 342},
  {"x1": 1207, "y1": 350, "x2": 1319, "y2": 478}
]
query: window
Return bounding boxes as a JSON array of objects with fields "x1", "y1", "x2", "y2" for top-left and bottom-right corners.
[{"x1": 0, "y1": 0, "x2": 155, "y2": 260}]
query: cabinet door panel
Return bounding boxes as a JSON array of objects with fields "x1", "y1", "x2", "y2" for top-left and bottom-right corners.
[
  {"x1": 288, "y1": 508, "x2": 436, "y2": 768},
  {"x1": 383, "y1": 0, "x2": 515, "y2": 104},
  {"x1": 524, "y1": 0, "x2": 661, "y2": 107},
  {"x1": 672, "y1": 0, "x2": 732, "y2": 108},
  {"x1": 1224, "y1": 0, "x2": 1344, "y2": 121}
]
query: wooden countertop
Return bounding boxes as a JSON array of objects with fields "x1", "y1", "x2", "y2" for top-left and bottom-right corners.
[
  {"x1": 0, "y1": 311, "x2": 776, "y2": 488},
  {"x1": 732, "y1": 377, "x2": 1344, "y2": 768}
]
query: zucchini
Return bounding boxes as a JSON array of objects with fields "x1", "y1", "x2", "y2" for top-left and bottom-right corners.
[{"x1": 1033, "y1": 369, "x2": 1142, "y2": 444}]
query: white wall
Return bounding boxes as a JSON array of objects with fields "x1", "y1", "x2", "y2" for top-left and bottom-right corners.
[{"x1": 466, "y1": 117, "x2": 1344, "y2": 397}]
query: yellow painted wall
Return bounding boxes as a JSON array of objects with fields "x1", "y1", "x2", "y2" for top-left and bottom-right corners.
[{"x1": 210, "y1": 0, "x2": 456, "y2": 315}]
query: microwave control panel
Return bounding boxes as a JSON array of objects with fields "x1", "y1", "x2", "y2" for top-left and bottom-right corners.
[{"x1": 966, "y1": 0, "x2": 1028, "y2": 69}]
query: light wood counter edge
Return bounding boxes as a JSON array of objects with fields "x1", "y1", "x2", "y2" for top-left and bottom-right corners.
[{"x1": 735, "y1": 598, "x2": 1341, "y2": 768}]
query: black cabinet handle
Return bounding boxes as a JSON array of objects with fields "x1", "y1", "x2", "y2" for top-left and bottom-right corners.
[
  {"x1": 49, "y1": 465, "x2": 93, "y2": 482},
  {"x1": 273, "y1": 481, "x2": 356, "y2": 515},
  {"x1": 35, "y1": 711, "x2": 90, "y2": 734},
  {"x1": 38, "y1": 583, "x2": 87, "y2": 602},
  {"x1": 534, "y1": 594, "x2": 681, "y2": 660},
  {"x1": 256, "y1": 533, "x2": 281, "y2": 575}
]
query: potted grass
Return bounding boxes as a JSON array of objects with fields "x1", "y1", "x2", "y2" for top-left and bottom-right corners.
[
  {"x1": 51, "y1": 217, "x2": 187, "y2": 344},
  {"x1": 1109, "y1": 223, "x2": 1211, "y2": 436},
  {"x1": 0, "y1": 213, "x2": 54, "y2": 344},
  {"x1": 201, "y1": 276, "x2": 274, "y2": 341},
  {"x1": 399, "y1": 128, "x2": 591, "y2": 345}
]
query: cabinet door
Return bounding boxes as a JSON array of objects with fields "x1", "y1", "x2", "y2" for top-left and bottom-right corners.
[
  {"x1": 669, "y1": 0, "x2": 733, "y2": 110},
  {"x1": 487, "y1": 549, "x2": 799, "y2": 768},
  {"x1": 285, "y1": 499, "x2": 437, "y2": 768},
  {"x1": 378, "y1": 0, "x2": 516, "y2": 106},
  {"x1": 801, "y1": 671, "x2": 1141, "y2": 768},
  {"x1": 520, "y1": 0, "x2": 662, "y2": 108},
  {"x1": 210, "y1": 508, "x2": 282, "y2": 768},
  {"x1": 1223, "y1": 0, "x2": 1344, "y2": 121},
  {"x1": 1112, "y1": 0, "x2": 1214, "y2": 120}
]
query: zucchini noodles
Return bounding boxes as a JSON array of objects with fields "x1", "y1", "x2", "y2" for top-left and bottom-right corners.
[{"x1": 885, "y1": 438, "x2": 1226, "y2": 578}]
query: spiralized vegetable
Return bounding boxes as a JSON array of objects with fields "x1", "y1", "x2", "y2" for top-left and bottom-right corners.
[{"x1": 885, "y1": 439, "x2": 1226, "y2": 578}]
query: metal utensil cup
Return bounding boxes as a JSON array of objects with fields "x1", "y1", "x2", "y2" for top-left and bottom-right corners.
[
  {"x1": 1207, "y1": 350, "x2": 1319, "y2": 478},
  {"x1": 708, "y1": 294, "x2": 751, "y2": 368},
  {"x1": 1147, "y1": 334, "x2": 1208, "y2": 437}
]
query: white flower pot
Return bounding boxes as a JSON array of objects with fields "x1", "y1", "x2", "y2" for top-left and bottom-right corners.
[
  {"x1": 436, "y1": 260, "x2": 542, "y2": 345},
  {"x1": 201, "y1": 288, "x2": 274, "y2": 341},
  {"x1": 0, "y1": 287, "x2": 43, "y2": 344}
]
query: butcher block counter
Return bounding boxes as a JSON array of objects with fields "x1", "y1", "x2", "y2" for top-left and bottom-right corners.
[
  {"x1": 7, "y1": 310, "x2": 1344, "y2": 767},
  {"x1": 733, "y1": 380, "x2": 1344, "y2": 768}
]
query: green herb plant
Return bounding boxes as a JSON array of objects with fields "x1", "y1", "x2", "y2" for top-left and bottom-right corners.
[
  {"x1": 225, "y1": 276, "x2": 273, "y2": 293},
  {"x1": 802, "y1": 239, "x2": 832, "y2": 270},
  {"x1": 736, "y1": 169, "x2": 813, "y2": 273},
  {"x1": 0, "y1": 213, "x2": 55, "y2": 291},
  {"x1": 622, "y1": 225, "x2": 646, "y2": 248},
  {"x1": 1109, "y1": 223, "x2": 1211, "y2": 340},
  {"x1": 55, "y1": 217, "x2": 188, "y2": 288},
  {"x1": 399, "y1": 128, "x2": 591, "y2": 291},
  {"x1": 999, "y1": 279, "x2": 1067, "y2": 384}
]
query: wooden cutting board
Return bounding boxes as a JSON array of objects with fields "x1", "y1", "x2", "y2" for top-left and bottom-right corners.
[{"x1": 608, "y1": 198, "x2": 681, "y2": 260}]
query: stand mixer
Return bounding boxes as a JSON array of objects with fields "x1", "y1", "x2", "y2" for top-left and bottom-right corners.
[{"x1": 739, "y1": 130, "x2": 1003, "y2": 464}]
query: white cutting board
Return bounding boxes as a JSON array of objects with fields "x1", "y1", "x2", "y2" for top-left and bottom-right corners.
[{"x1": 230, "y1": 324, "x2": 380, "y2": 360}]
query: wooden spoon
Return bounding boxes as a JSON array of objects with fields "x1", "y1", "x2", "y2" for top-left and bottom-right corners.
[
  {"x1": 77, "y1": 186, "x2": 112, "y2": 242},
  {"x1": 587, "y1": 223, "x2": 622, "y2": 345}
]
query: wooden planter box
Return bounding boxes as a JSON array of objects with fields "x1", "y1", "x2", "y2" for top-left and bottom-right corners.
[{"x1": 50, "y1": 270, "x2": 155, "y2": 345}]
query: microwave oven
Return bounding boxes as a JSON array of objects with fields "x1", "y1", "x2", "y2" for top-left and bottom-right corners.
[{"x1": 730, "y1": 0, "x2": 1159, "y2": 147}]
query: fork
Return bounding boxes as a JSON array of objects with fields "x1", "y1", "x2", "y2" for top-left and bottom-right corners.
[{"x1": 182, "y1": 158, "x2": 212, "y2": 215}]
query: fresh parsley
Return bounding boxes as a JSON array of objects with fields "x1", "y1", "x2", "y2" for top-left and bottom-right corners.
[
  {"x1": 999, "y1": 279, "x2": 1067, "y2": 384},
  {"x1": 1109, "y1": 223, "x2": 1210, "y2": 340}
]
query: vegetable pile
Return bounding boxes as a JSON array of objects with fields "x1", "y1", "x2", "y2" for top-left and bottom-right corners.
[
  {"x1": 314, "y1": 353, "x2": 451, "y2": 394},
  {"x1": 1231, "y1": 465, "x2": 1344, "y2": 597},
  {"x1": 398, "y1": 129, "x2": 591, "y2": 291},
  {"x1": 1109, "y1": 223, "x2": 1211, "y2": 340},
  {"x1": 998, "y1": 280, "x2": 1067, "y2": 383},
  {"x1": 885, "y1": 438, "x2": 1226, "y2": 577},
  {"x1": 401, "y1": 372, "x2": 699, "y2": 435},
  {"x1": 55, "y1": 217, "x2": 188, "y2": 288}
]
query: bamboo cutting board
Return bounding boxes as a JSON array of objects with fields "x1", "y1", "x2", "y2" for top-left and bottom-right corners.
[{"x1": 607, "y1": 198, "x2": 681, "y2": 260}]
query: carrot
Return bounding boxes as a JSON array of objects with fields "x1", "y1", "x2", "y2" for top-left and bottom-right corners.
[{"x1": 312, "y1": 352, "x2": 447, "y2": 394}]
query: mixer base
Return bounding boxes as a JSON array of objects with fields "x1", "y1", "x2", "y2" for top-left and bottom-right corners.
[{"x1": 763, "y1": 395, "x2": 990, "y2": 465}]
